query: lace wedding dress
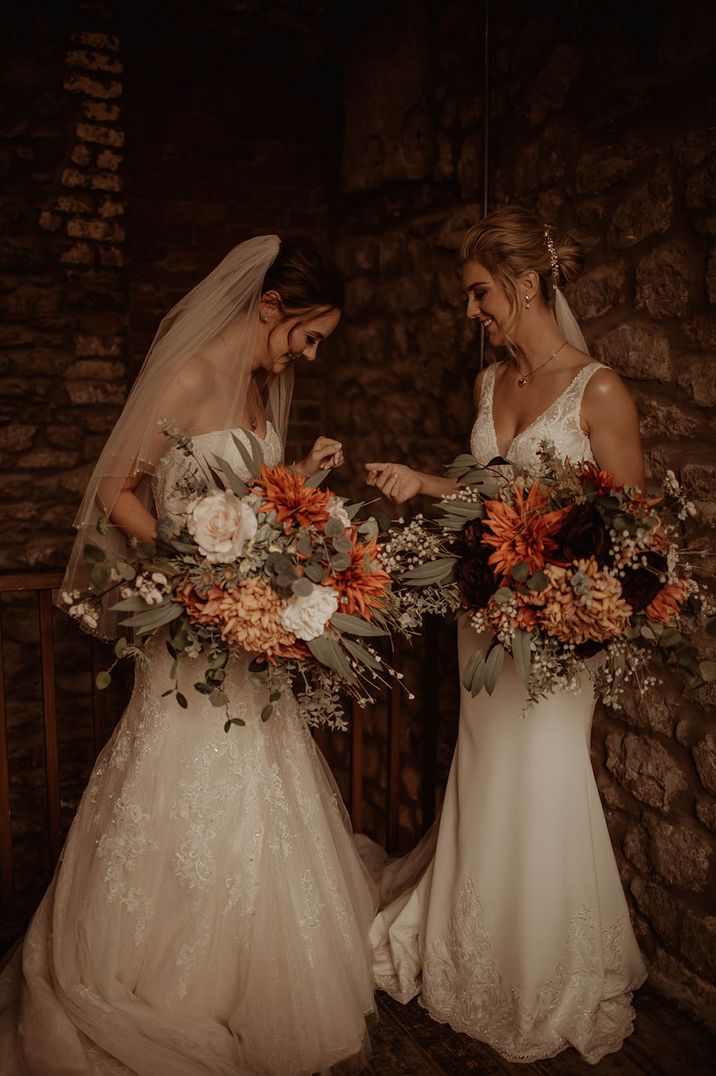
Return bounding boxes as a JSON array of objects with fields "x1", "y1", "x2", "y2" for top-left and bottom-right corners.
[
  {"x1": 0, "y1": 426, "x2": 378, "y2": 1076},
  {"x1": 360, "y1": 362, "x2": 647, "y2": 1065}
]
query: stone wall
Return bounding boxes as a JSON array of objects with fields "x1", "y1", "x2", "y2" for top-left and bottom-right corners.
[{"x1": 328, "y1": 0, "x2": 716, "y2": 1023}]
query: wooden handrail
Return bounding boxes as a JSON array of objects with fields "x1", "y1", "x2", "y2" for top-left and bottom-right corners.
[{"x1": 0, "y1": 569, "x2": 65, "y2": 593}]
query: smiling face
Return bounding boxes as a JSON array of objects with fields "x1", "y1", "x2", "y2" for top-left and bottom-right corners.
[
  {"x1": 461, "y1": 259, "x2": 516, "y2": 348},
  {"x1": 257, "y1": 299, "x2": 341, "y2": 375}
]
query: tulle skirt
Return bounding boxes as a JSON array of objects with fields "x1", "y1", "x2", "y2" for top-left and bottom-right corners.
[{"x1": 0, "y1": 639, "x2": 378, "y2": 1075}]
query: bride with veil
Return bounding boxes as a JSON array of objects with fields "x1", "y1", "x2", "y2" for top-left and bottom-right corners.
[
  {"x1": 363, "y1": 206, "x2": 647, "y2": 1065},
  {"x1": 0, "y1": 235, "x2": 379, "y2": 1075}
]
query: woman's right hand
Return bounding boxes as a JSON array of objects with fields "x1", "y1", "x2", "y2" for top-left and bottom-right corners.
[{"x1": 364, "y1": 462, "x2": 423, "y2": 505}]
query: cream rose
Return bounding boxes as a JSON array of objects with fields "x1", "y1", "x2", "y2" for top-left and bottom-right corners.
[
  {"x1": 280, "y1": 585, "x2": 339, "y2": 641},
  {"x1": 326, "y1": 495, "x2": 351, "y2": 531},
  {"x1": 188, "y1": 491, "x2": 257, "y2": 564}
]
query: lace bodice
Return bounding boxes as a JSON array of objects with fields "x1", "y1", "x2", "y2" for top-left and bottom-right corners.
[
  {"x1": 152, "y1": 423, "x2": 283, "y2": 517},
  {"x1": 470, "y1": 362, "x2": 604, "y2": 469}
]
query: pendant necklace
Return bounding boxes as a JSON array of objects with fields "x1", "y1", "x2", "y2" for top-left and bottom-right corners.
[
  {"x1": 515, "y1": 340, "x2": 568, "y2": 387},
  {"x1": 248, "y1": 378, "x2": 259, "y2": 431}
]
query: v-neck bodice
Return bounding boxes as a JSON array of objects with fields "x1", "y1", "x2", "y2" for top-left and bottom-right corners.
[{"x1": 470, "y1": 361, "x2": 604, "y2": 468}]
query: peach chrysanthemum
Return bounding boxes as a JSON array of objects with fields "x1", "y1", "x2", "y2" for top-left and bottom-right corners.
[
  {"x1": 256, "y1": 465, "x2": 332, "y2": 531},
  {"x1": 540, "y1": 558, "x2": 632, "y2": 645},
  {"x1": 218, "y1": 577, "x2": 297, "y2": 657},
  {"x1": 646, "y1": 580, "x2": 688, "y2": 625},
  {"x1": 175, "y1": 580, "x2": 226, "y2": 625},
  {"x1": 328, "y1": 531, "x2": 391, "y2": 620},
  {"x1": 481, "y1": 481, "x2": 569, "y2": 582},
  {"x1": 484, "y1": 589, "x2": 546, "y2": 633}
]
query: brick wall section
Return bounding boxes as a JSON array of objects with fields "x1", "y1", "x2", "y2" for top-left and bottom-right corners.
[{"x1": 329, "y1": 0, "x2": 716, "y2": 1022}]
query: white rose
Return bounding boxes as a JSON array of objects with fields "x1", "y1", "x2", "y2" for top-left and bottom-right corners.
[
  {"x1": 188, "y1": 491, "x2": 258, "y2": 564},
  {"x1": 280, "y1": 585, "x2": 339, "y2": 641},
  {"x1": 326, "y1": 496, "x2": 351, "y2": 531}
]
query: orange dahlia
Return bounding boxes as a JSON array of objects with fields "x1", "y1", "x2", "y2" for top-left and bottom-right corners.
[
  {"x1": 482, "y1": 481, "x2": 569, "y2": 582},
  {"x1": 328, "y1": 531, "x2": 391, "y2": 619},
  {"x1": 646, "y1": 580, "x2": 689, "y2": 625},
  {"x1": 256, "y1": 465, "x2": 331, "y2": 531},
  {"x1": 175, "y1": 580, "x2": 226, "y2": 626}
]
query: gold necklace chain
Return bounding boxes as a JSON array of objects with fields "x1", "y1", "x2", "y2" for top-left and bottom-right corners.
[{"x1": 515, "y1": 340, "x2": 568, "y2": 387}]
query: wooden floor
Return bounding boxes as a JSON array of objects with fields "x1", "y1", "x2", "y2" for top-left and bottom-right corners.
[{"x1": 367, "y1": 987, "x2": 715, "y2": 1075}]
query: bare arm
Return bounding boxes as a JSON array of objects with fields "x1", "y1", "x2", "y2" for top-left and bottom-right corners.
[
  {"x1": 582, "y1": 369, "x2": 645, "y2": 489},
  {"x1": 108, "y1": 473, "x2": 157, "y2": 543}
]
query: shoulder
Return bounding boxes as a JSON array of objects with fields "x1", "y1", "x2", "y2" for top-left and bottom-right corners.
[
  {"x1": 166, "y1": 353, "x2": 216, "y2": 400},
  {"x1": 582, "y1": 364, "x2": 638, "y2": 427}
]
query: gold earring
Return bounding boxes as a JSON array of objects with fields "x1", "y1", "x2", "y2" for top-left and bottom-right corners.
[{"x1": 525, "y1": 294, "x2": 531, "y2": 309}]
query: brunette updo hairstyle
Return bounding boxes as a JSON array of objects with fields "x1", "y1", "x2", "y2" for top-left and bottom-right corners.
[
  {"x1": 262, "y1": 237, "x2": 345, "y2": 316},
  {"x1": 461, "y1": 205, "x2": 583, "y2": 344}
]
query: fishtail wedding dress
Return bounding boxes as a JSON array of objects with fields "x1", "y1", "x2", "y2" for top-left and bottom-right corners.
[{"x1": 363, "y1": 361, "x2": 647, "y2": 1065}]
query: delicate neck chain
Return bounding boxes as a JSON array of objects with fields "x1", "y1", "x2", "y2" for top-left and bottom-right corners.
[
  {"x1": 515, "y1": 340, "x2": 568, "y2": 387},
  {"x1": 248, "y1": 376, "x2": 260, "y2": 430}
]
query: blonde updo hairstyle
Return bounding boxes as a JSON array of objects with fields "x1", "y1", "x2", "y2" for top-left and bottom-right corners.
[{"x1": 461, "y1": 205, "x2": 583, "y2": 349}]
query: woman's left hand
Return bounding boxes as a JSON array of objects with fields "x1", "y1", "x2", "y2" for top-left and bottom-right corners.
[{"x1": 294, "y1": 436, "x2": 344, "y2": 478}]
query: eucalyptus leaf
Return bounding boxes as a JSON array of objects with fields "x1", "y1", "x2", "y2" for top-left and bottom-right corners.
[
  {"x1": 291, "y1": 577, "x2": 314, "y2": 597},
  {"x1": 83, "y1": 543, "x2": 106, "y2": 565},
  {"x1": 305, "y1": 468, "x2": 330, "y2": 488},
  {"x1": 332, "y1": 535, "x2": 353, "y2": 554},
  {"x1": 95, "y1": 670, "x2": 111, "y2": 690},
  {"x1": 345, "y1": 501, "x2": 365, "y2": 520},
  {"x1": 331, "y1": 554, "x2": 351, "y2": 572},
  {"x1": 304, "y1": 562, "x2": 327, "y2": 583},
  {"x1": 116, "y1": 560, "x2": 136, "y2": 581},
  {"x1": 296, "y1": 532, "x2": 314, "y2": 556},
  {"x1": 193, "y1": 682, "x2": 214, "y2": 695},
  {"x1": 229, "y1": 432, "x2": 262, "y2": 480},
  {"x1": 261, "y1": 704, "x2": 273, "y2": 721},
  {"x1": 176, "y1": 692, "x2": 188, "y2": 709},
  {"x1": 210, "y1": 689, "x2": 228, "y2": 707},
  {"x1": 511, "y1": 629, "x2": 532, "y2": 688},
  {"x1": 401, "y1": 558, "x2": 457, "y2": 586},
  {"x1": 511, "y1": 562, "x2": 530, "y2": 583},
  {"x1": 469, "y1": 652, "x2": 487, "y2": 697},
  {"x1": 324, "y1": 518, "x2": 345, "y2": 538},
  {"x1": 494, "y1": 587, "x2": 514, "y2": 605},
  {"x1": 484, "y1": 643, "x2": 505, "y2": 695},
  {"x1": 114, "y1": 636, "x2": 128, "y2": 659},
  {"x1": 526, "y1": 571, "x2": 548, "y2": 592},
  {"x1": 213, "y1": 454, "x2": 251, "y2": 495},
  {"x1": 307, "y1": 633, "x2": 356, "y2": 683},
  {"x1": 90, "y1": 565, "x2": 110, "y2": 590},
  {"x1": 357, "y1": 518, "x2": 379, "y2": 538},
  {"x1": 330, "y1": 611, "x2": 387, "y2": 637},
  {"x1": 461, "y1": 649, "x2": 483, "y2": 693}
]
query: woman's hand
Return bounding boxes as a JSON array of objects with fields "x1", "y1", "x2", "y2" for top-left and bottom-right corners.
[
  {"x1": 364, "y1": 462, "x2": 423, "y2": 504},
  {"x1": 294, "y1": 436, "x2": 344, "y2": 478}
]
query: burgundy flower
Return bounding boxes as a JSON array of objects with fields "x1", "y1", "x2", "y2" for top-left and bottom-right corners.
[
  {"x1": 620, "y1": 552, "x2": 668, "y2": 614},
  {"x1": 454, "y1": 519, "x2": 497, "y2": 612},
  {"x1": 554, "y1": 502, "x2": 609, "y2": 566}
]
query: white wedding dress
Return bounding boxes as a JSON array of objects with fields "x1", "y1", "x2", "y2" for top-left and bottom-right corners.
[
  {"x1": 361, "y1": 362, "x2": 647, "y2": 1065},
  {"x1": 0, "y1": 425, "x2": 378, "y2": 1076}
]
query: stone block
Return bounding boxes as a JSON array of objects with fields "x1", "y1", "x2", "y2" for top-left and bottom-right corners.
[
  {"x1": 84, "y1": 102, "x2": 120, "y2": 123},
  {"x1": 60, "y1": 242, "x2": 95, "y2": 266},
  {"x1": 637, "y1": 397, "x2": 699, "y2": 440},
  {"x1": 457, "y1": 130, "x2": 482, "y2": 199},
  {"x1": 675, "y1": 354, "x2": 716, "y2": 407},
  {"x1": 66, "y1": 360, "x2": 125, "y2": 381},
  {"x1": 65, "y1": 50, "x2": 123, "y2": 75},
  {"x1": 692, "y1": 732, "x2": 716, "y2": 794},
  {"x1": 38, "y1": 211, "x2": 62, "y2": 231},
  {"x1": 629, "y1": 877, "x2": 682, "y2": 950},
  {"x1": 76, "y1": 123, "x2": 124, "y2": 148},
  {"x1": 608, "y1": 166, "x2": 674, "y2": 249},
  {"x1": 595, "y1": 322, "x2": 671, "y2": 382},
  {"x1": 97, "y1": 198, "x2": 125, "y2": 220},
  {"x1": 0, "y1": 425, "x2": 36, "y2": 452},
  {"x1": 70, "y1": 145, "x2": 91, "y2": 167},
  {"x1": 681, "y1": 460, "x2": 716, "y2": 499},
  {"x1": 0, "y1": 284, "x2": 63, "y2": 322},
  {"x1": 55, "y1": 193, "x2": 93, "y2": 214},
  {"x1": 527, "y1": 45, "x2": 582, "y2": 128},
  {"x1": 91, "y1": 172, "x2": 121, "y2": 192},
  {"x1": 98, "y1": 246, "x2": 124, "y2": 268},
  {"x1": 436, "y1": 203, "x2": 482, "y2": 252},
  {"x1": 623, "y1": 821, "x2": 649, "y2": 871},
  {"x1": 74, "y1": 334, "x2": 123, "y2": 358},
  {"x1": 696, "y1": 798, "x2": 716, "y2": 832},
  {"x1": 674, "y1": 130, "x2": 716, "y2": 169},
  {"x1": 65, "y1": 381, "x2": 125, "y2": 406},
  {"x1": 72, "y1": 32, "x2": 120, "y2": 52},
  {"x1": 681, "y1": 911, "x2": 716, "y2": 981},
  {"x1": 67, "y1": 218, "x2": 124, "y2": 242},
  {"x1": 63, "y1": 74, "x2": 122, "y2": 101},
  {"x1": 682, "y1": 312, "x2": 716, "y2": 350},
  {"x1": 575, "y1": 141, "x2": 647, "y2": 194},
  {"x1": 96, "y1": 150, "x2": 122, "y2": 173},
  {"x1": 643, "y1": 814, "x2": 712, "y2": 892},
  {"x1": 650, "y1": 945, "x2": 716, "y2": 1024},
  {"x1": 605, "y1": 731, "x2": 688, "y2": 812},
  {"x1": 566, "y1": 261, "x2": 627, "y2": 320},
  {"x1": 635, "y1": 243, "x2": 692, "y2": 318},
  {"x1": 706, "y1": 244, "x2": 716, "y2": 305},
  {"x1": 19, "y1": 449, "x2": 78, "y2": 469},
  {"x1": 684, "y1": 156, "x2": 716, "y2": 210}
]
